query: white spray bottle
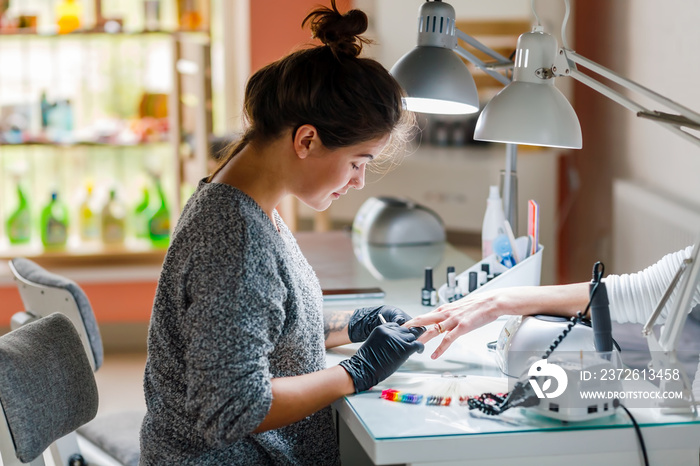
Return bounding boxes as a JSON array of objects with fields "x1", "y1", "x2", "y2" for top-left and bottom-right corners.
[{"x1": 481, "y1": 185, "x2": 506, "y2": 259}]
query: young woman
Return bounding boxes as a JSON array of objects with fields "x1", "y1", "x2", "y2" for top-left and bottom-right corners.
[{"x1": 139, "y1": 2, "x2": 422, "y2": 464}]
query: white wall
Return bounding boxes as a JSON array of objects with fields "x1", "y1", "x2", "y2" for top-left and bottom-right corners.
[{"x1": 617, "y1": 0, "x2": 700, "y2": 207}]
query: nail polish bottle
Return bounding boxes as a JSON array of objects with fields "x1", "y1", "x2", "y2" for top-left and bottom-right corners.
[
  {"x1": 421, "y1": 267, "x2": 437, "y2": 306},
  {"x1": 468, "y1": 271, "x2": 478, "y2": 293}
]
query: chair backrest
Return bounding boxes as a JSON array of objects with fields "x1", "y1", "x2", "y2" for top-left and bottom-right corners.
[
  {"x1": 0, "y1": 313, "x2": 99, "y2": 465},
  {"x1": 8, "y1": 258, "x2": 103, "y2": 372}
]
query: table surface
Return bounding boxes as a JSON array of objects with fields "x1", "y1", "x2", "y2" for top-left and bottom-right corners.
[{"x1": 296, "y1": 231, "x2": 700, "y2": 465}]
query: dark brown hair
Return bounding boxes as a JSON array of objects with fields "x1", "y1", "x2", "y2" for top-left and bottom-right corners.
[{"x1": 209, "y1": 0, "x2": 414, "y2": 180}]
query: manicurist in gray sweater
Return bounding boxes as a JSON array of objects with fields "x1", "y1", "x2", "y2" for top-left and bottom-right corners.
[{"x1": 139, "y1": 2, "x2": 423, "y2": 465}]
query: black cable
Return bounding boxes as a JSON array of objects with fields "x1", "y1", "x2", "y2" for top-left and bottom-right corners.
[
  {"x1": 542, "y1": 310, "x2": 585, "y2": 359},
  {"x1": 582, "y1": 261, "x2": 605, "y2": 320},
  {"x1": 543, "y1": 261, "x2": 604, "y2": 359},
  {"x1": 618, "y1": 402, "x2": 649, "y2": 466},
  {"x1": 466, "y1": 392, "x2": 509, "y2": 415}
]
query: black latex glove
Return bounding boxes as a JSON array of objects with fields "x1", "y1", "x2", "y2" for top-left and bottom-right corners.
[
  {"x1": 339, "y1": 323, "x2": 426, "y2": 393},
  {"x1": 348, "y1": 305, "x2": 413, "y2": 343}
]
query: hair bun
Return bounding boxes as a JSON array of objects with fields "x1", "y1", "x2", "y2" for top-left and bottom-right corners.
[{"x1": 302, "y1": 1, "x2": 371, "y2": 58}]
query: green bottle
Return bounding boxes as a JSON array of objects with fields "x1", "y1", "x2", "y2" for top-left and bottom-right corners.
[
  {"x1": 6, "y1": 181, "x2": 31, "y2": 245},
  {"x1": 101, "y1": 188, "x2": 126, "y2": 245},
  {"x1": 40, "y1": 191, "x2": 68, "y2": 249},
  {"x1": 148, "y1": 177, "x2": 170, "y2": 247},
  {"x1": 132, "y1": 185, "x2": 151, "y2": 239}
]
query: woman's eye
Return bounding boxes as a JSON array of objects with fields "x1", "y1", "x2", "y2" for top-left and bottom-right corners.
[{"x1": 352, "y1": 163, "x2": 360, "y2": 171}]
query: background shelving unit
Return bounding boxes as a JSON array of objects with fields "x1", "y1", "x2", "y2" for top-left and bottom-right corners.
[{"x1": 0, "y1": 0, "x2": 212, "y2": 265}]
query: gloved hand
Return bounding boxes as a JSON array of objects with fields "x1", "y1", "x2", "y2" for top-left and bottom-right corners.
[
  {"x1": 348, "y1": 305, "x2": 412, "y2": 343},
  {"x1": 339, "y1": 323, "x2": 426, "y2": 393}
]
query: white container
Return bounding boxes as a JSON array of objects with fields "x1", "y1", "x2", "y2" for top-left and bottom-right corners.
[
  {"x1": 481, "y1": 185, "x2": 506, "y2": 259},
  {"x1": 439, "y1": 236, "x2": 543, "y2": 304}
]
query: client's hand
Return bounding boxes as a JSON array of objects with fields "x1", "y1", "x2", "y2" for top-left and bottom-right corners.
[
  {"x1": 347, "y1": 305, "x2": 412, "y2": 343},
  {"x1": 405, "y1": 288, "x2": 521, "y2": 360},
  {"x1": 404, "y1": 284, "x2": 588, "y2": 360},
  {"x1": 339, "y1": 323, "x2": 425, "y2": 393}
]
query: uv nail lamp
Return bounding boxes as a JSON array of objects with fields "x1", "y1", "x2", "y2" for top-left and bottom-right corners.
[
  {"x1": 495, "y1": 314, "x2": 597, "y2": 378},
  {"x1": 352, "y1": 196, "x2": 445, "y2": 246},
  {"x1": 496, "y1": 315, "x2": 623, "y2": 421},
  {"x1": 352, "y1": 197, "x2": 447, "y2": 279}
]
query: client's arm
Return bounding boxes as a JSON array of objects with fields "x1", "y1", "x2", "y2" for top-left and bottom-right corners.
[
  {"x1": 405, "y1": 283, "x2": 588, "y2": 360},
  {"x1": 405, "y1": 246, "x2": 698, "y2": 360}
]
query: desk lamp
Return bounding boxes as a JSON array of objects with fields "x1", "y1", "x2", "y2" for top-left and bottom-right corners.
[
  {"x1": 391, "y1": 0, "x2": 579, "y2": 233},
  {"x1": 392, "y1": 0, "x2": 700, "y2": 414}
]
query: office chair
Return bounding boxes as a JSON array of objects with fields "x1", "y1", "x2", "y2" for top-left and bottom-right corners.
[
  {"x1": 9, "y1": 257, "x2": 103, "y2": 372},
  {"x1": 0, "y1": 313, "x2": 99, "y2": 466},
  {"x1": 8, "y1": 258, "x2": 142, "y2": 466}
]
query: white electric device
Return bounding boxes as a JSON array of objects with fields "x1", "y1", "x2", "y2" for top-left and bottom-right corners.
[
  {"x1": 495, "y1": 315, "x2": 597, "y2": 378},
  {"x1": 352, "y1": 196, "x2": 445, "y2": 246},
  {"x1": 494, "y1": 314, "x2": 623, "y2": 422},
  {"x1": 351, "y1": 196, "x2": 446, "y2": 279},
  {"x1": 526, "y1": 353, "x2": 623, "y2": 422}
]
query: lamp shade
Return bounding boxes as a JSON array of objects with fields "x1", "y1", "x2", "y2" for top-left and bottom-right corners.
[
  {"x1": 391, "y1": 46, "x2": 480, "y2": 115},
  {"x1": 474, "y1": 80, "x2": 582, "y2": 148},
  {"x1": 474, "y1": 29, "x2": 582, "y2": 149}
]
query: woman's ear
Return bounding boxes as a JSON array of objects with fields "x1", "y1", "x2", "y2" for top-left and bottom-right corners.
[{"x1": 293, "y1": 124, "x2": 320, "y2": 159}]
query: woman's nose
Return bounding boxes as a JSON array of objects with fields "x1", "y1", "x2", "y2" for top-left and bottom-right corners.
[{"x1": 349, "y1": 165, "x2": 366, "y2": 190}]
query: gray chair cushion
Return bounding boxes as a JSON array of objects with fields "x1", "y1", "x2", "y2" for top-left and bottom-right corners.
[
  {"x1": 10, "y1": 257, "x2": 104, "y2": 370},
  {"x1": 78, "y1": 410, "x2": 144, "y2": 466},
  {"x1": 0, "y1": 313, "x2": 99, "y2": 463}
]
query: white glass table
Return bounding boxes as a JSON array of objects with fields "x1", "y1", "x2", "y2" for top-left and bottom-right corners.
[{"x1": 296, "y1": 231, "x2": 700, "y2": 466}]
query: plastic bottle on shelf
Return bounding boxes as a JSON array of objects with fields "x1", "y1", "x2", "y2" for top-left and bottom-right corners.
[
  {"x1": 101, "y1": 188, "x2": 126, "y2": 245},
  {"x1": 148, "y1": 176, "x2": 170, "y2": 247},
  {"x1": 6, "y1": 179, "x2": 31, "y2": 245},
  {"x1": 481, "y1": 185, "x2": 506, "y2": 259},
  {"x1": 178, "y1": 0, "x2": 203, "y2": 30},
  {"x1": 40, "y1": 191, "x2": 68, "y2": 249},
  {"x1": 132, "y1": 184, "x2": 151, "y2": 239},
  {"x1": 79, "y1": 183, "x2": 99, "y2": 242},
  {"x1": 56, "y1": 0, "x2": 82, "y2": 34}
]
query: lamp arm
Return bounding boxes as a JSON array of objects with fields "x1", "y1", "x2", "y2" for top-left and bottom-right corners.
[
  {"x1": 455, "y1": 29, "x2": 513, "y2": 65},
  {"x1": 643, "y1": 241, "x2": 699, "y2": 360},
  {"x1": 453, "y1": 29, "x2": 520, "y2": 229},
  {"x1": 567, "y1": 50, "x2": 700, "y2": 121},
  {"x1": 555, "y1": 49, "x2": 700, "y2": 147},
  {"x1": 454, "y1": 29, "x2": 512, "y2": 86},
  {"x1": 658, "y1": 240, "x2": 700, "y2": 351},
  {"x1": 641, "y1": 257, "x2": 691, "y2": 337},
  {"x1": 643, "y1": 240, "x2": 700, "y2": 414}
]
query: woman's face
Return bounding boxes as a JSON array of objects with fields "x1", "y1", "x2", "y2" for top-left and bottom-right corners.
[{"x1": 297, "y1": 135, "x2": 389, "y2": 211}]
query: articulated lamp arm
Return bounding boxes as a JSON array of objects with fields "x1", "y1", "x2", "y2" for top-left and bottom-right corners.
[
  {"x1": 451, "y1": 29, "x2": 521, "y2": 231},
  {"x1": 552, "y1": 48, "x2": 700, "y2": 148},
  {"x1": 638, "y1": 239, "x2": 700, "y2": 413},
  {"x1": 453, "y1": 29, "x2": 512, "y2": 87}
]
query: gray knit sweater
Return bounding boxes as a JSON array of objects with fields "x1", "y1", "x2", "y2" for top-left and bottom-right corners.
[{"x1": 140, "y1": 180, "x2": 340, "y2": 465}]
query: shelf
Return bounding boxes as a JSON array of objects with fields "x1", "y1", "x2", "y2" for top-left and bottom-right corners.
[
  {"x1": 0, "y1": 141, "x2": 169, "y2": 148},
  {"x1": 0, "y1": 28, "x2": 210, "y2": 41},
  {"x1": 0, "y1": 240, "x2": 167, "y2": 268}
]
